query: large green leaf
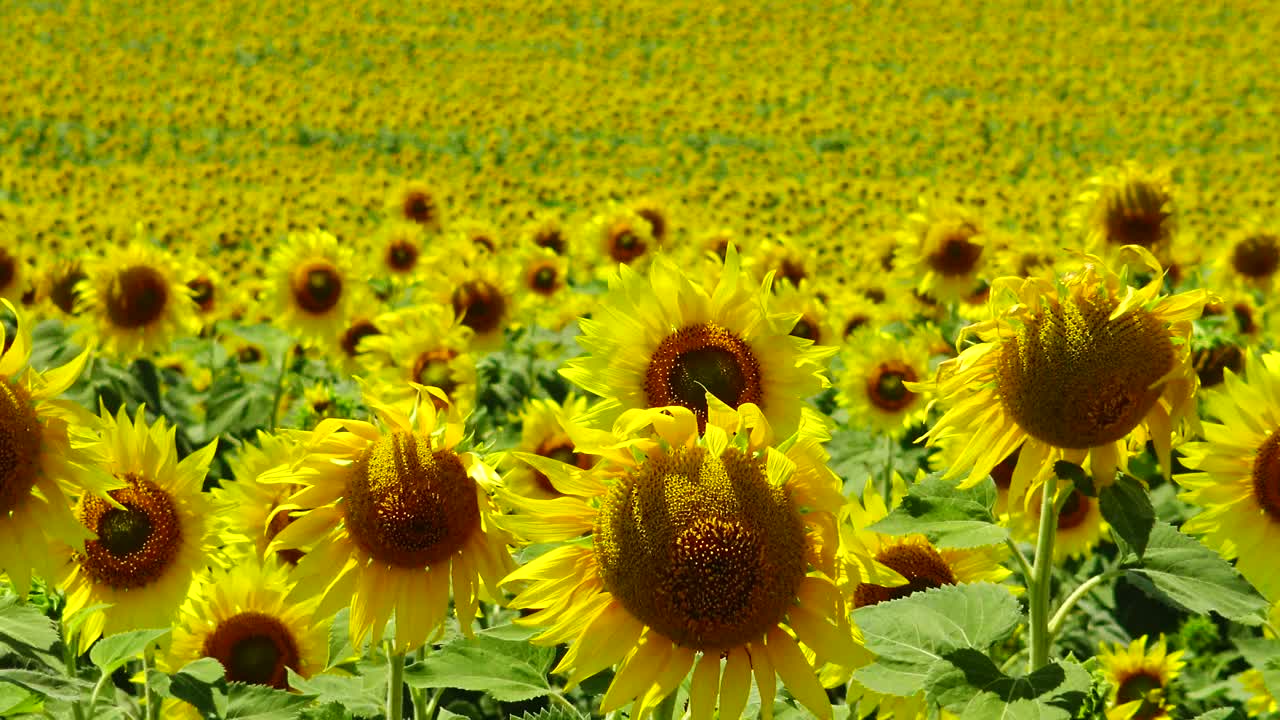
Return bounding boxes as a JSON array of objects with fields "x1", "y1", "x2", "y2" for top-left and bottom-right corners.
[
  {"x1": 1099, "y1": 475, "x2": 1154, "y2": 559},
  {"x1": 852, "y1": 583, "x2": 1022, "y2": 697},
  {"x1": 0, "y1": 595, "x2": 59, "y2": 652},
  {"x1": 402, "y1": 626, "x2": 556, "y2": 702},
  {"x1": 166, "y1": 657, "x2": 228, "y2": 718},
  {"x1": 868, "y1": 473, "x2": 1007, "y2": 548},
  {"x1": 0, "y1": 669, "x2": 93, "y2": 701},
  {"x1": 286, "y1": 669, "x2": 382, "y2": 718},
  {"x1": 89, "y1": 627, "x2": 171, "y2": 674},
  {"x1": 225, "y1": 682, "x2": 317, "y2": 720},
  {"x1": 926, "y1": 650, "x2": 1090, "y2": 719},
  {"x1": 1125, "y1": 523, "x2": 1268, "y2": 625}
]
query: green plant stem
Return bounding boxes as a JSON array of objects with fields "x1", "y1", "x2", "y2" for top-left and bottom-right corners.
[
  {"x1": 420, "y1": 687, "x2": 445, "y2": 720},
  {"x1": 881, "y1": 434, "x2": 895, "y2": 503},
  {"x1": 652, "y1": 692, "x2": 679, "y2": 720},
  {"x1": 86, "y1": 670, "x2": 112, "y2": 716},
  {"x1": 1027, "y1": 472, "x2": 1059, "y2": 672},
  {"x1": 1047, "y1": 571, "x2": 1118, "y2": 638},
  {"x1": 267, "y1": 351, "x2": 290, "y2": 431},
  {"x1": 143, "y1": 648, "x2": 160, "y2": 720},
  {"x1": 548, "y1": 692, "x2": 578, "y2": 714},
  {"x1": 387, "y1": 650, "x2": 406, "y2": 720},
  {"x1": 1004, "y1": 538, "x2": 1033, "y2": 583}
]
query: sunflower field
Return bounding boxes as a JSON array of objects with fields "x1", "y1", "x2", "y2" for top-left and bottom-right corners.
[{"x1": 3, "y1": 0, "x2": 1280, "y2": 719}]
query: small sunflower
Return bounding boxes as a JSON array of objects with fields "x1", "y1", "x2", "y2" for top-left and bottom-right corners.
[
  {"x1": 1074, "y1": 163, "x2": 1177, "y2": 259},
  {"x1": 76, "y1": 241, "x2": 201, "y2": 358},
  {"x1": 628, "y1": 198, "x2": 673, "y2": 248},
  {"x1": 769, "y1": 281, "x2": 836, "y2": 348},
  {"x1": 270, "y1": 385, "x2": 515, "y2": 652},
  {"x1": 915, "y1": 247, "x2": 1207, "y2": 506},
  {"x1": 332, "y1": 315, "x2": 383, "y2": 375},
  {"x1": 166, "y1": 561, "x2": 326, "y2": 704},
  {"x1": 1179, "y1": 350, "x2": 1280, "y2": 601},
  {"x1": 1096, "y1": 635, "x2": 1185, "y2": 720},
  {"x1": 836, "y1": 328, "x2": 932, "y2": 437},
  {"x1": 41, "y1": 260, "x2": 88, "y2": 317},
  {"x1": 376, "y1": 222, "x2": 426, "y2": 281},
  {"x1": 561, "y1": 245, "x2": 833, "y2": 437},
  {"x1": 360, "y1": 304, "x2": 478, "y2": 415},
  {"x1": 498, "y1": 401, "x2": 862, "y2": 720},
  {"x1": 436, "y1": 252, "x2": 520, "y2": 353},
  {"x1": 390, "y1": 180, "x2": 444, "y2": 232},
  {"x1": 270, "y1": 230, "x2": 366, "y2": 346},
  {"x1": 57, "y1": 406, "x2": 218, "y2": 652},
  {"x1": 584, "y1": 206, "x2": 657, "y2": 274},
  {"x1": 0, "y1": 301, "x2": 112, "y2": 596},
  {"x1": 523, "y1": 214, "x2": 570, "y2": 255},
  {"x1": 504, "y1": 393, "x2": 596, "y2": 499},
  {"x1": 210, "y1": 430, "x2": 308, "y2": 568},
  {"x1": 895, "y1": 200, "x2": 987, "y2": 303},
  {"x1": 517, "y1": 246, "x2": 578, "y2": 329}
]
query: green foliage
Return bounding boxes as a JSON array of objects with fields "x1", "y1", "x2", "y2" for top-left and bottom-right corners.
[
  {"x1": 89, "y1": 627, "x2": 170, "y2": 675},
  {"x1": 1123, "y1": 523, "x2": 1269, "y2": 625},
  {"x1": 869, "y1": 472, "x2": 1007, "y2": 548},
  {"x1": 925, "y1": 651, "x2": 1090, "y2": 719},
  {"x1": 1098, "y1": 475, "x2": 1155, "y2": 559},
  {"x1": 402, "y1": 625, "x2": 558, "y2": 703}
]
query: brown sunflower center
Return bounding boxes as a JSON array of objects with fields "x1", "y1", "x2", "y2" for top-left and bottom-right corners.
[
  {"x1": 343, "y1": 432, "x2": 479, "y2": 568},
  {"x1": 1056, "y1": 490, "x2": 1091, "y2": 530},
  {"x1": 1251, "y1": 430, "x2": 1280, "y2": 522},
  {"x1": 290, "y1": 261, "x2": 343, "y2": 315},
  {"x1": 51, "y1": 267, "x2": 86, "y2": 315},
  {"x1": 1193, "y1": 345, "x2": 1244, "y2": 389},
  {"x1": 636, "y1": 208, "x2": 667, "y2": 244},
  {"x1": 1231, "y1": 234, "x2": 1280, "y2": 280},
  {"x1": 402, "y1": 191, "x2": 437, "y2": 226},
  {"x1": 266, "y1": 507, "x2": 305, "y2": 566},
  {"x1": 643, "y1": 323, "x2": 762, "y2": 427},
  {"x1": 927, "y1": 222, "x2": 983, "y2": 276},
  {"x1": 996, "y1": 293, "x2": 1175, "y2": 450},
  {"x1": 843, "y1": 315, "x2": 870, "y2": 338},
  {"x1": 527, "y1": 263, "x2": 560, "y2": 296},
  {"x1": 534, "y1": 229, "x2": 567, "y2": 255},
  {"x1": 0, "y1": 250, "x2": 17, "y2": 293},
  {"x1": 77, "y1": 475, "x2": 182, "y2": 590},
  {"x1": 990, "y1": 449, "x2": 1019, "y2": 490},
  {"x1": 790, "y1": 316, "x2": 819, "y2": 343},
  {"x1": 451, "y1": 280, "x2": 506, "y2": 336},
  {"x1": 106, "y1": 266, "x2": 169, "y2": 329},
  {"x1": 1102, "y1": 181, "x2": 1171, "y2": 249},
  {"x1": 608, "y1": 226, "x2": 647, "y2": 263},
  {"x1": 776, "y1": 259, "x2": 807, "y2": 287},
  {"x1": 0, "y1": 380, "x2": 42, "y2": 517},
  {"x1": 866, "y1": 361, "x2": 919, "y2": 413},
  {"x1": 594, "y1": 446, "x2": 807, "y2": 652},
  {"x1": 1115, "y1": 671, "x2": 1165, "y2": 720},
  {"x1": 187, "y1": 277, "x2": 216, "y2": 312},
  {"x1": 531, "y1": 438, "x2": 591, "y2": 495},
  {"x1": 853, "y1": 542, "x2": 957, "y2": 608},
  {"x1": 201, "y1": 611, "x2": 301, "y2": 690},
  {"x1": 340, "y1": 320, "x2": 380, "y2": 358},
  {"x1": 386, "y1": 240, "x2": 419, "y2": 272}
]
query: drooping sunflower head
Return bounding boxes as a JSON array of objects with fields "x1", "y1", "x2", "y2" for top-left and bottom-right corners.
[
  {"x1": 76, "y1": 240, "x2": 201, "y2": 358},
  {"x1": 499, "y1": 401, "x2": 857, "y2": 720},
  {"x1": 271, "y1": 230, "x2": 366, "y2": 346},
  {"x1": 562, "y1": 244, "x2": 834, "y2": 437},
  {"x1": 167, "y1": 561, "x2": 326, "y2": 695},
  {"x1": 1097, "y1": 635, "x2": 1184, "y2": 720},
  {"x1": 836, "y1": 328, "x2": 933, "y2": 436},
  {"x1": 896, "y1": 200, "x2": 987, "y2": 303},
  {"x1": 1075, "y1": 163, "x2": 1177, "y2": 258},
  {"x1": 920, "y1": 246, "x2": 1208, "y2": 502},
  {"x1": 61, "y1": 405, "x2": 217, "y2": 652},
  {"x1": 271, "y1": 385, "x2": 513, "y2": 652}
]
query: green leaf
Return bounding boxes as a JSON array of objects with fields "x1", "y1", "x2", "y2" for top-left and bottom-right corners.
[
  {"x1": 0, "y1": 682, "x2": 43, "y2": 715},
  {"x1": 1236, "y1": 639, "x2": 1280, "y2": 702},
  {"x1": 0, "y1": 595, "x2": 59, "y2": 652},
  {"x1": 925, "y1": 650, "x2": 1090, "y2": 719},
  {"x1": 1191, "y1": 710, "x2": 1245, "y2": 720},
  {"x1": 168, "y1": 657, "x2": 228, "y2": 718},
  {"x1": 851, "y1": 583, "x2": 1022, "y2": 697},
  {"x1": 325, "y1": 608, "x2": 359, "y2": 670},
  {"x1": 286, "y1": 669, "x2": 382, "y2": 718},
  {"x1": 1099, "y1": 475, "x2": 1155, "y2": 558},
  {"x1": 1055, "y1": 460, "x2": 1094, "y2": 497},
  {"x1": 402, "y1": 626, "x2": 556, "y2": 702},
  {"x1": 1125, "y1": 523, "x2": 1268, "y2": 625},
  {"x1": 0, "y1": 669, "x2": 94, "y2": 701},
  {"x1": 511, "y1": 708, "x2": 585, "y2": 720},
  {"x1": 868, "y1": 473, "x2": 1007, "y2": 548},
  {"x1": 226, "y1": 682, "x2": 316, "y2": 720},
  {"x1": 89, "y1": 627, "x2": 170, "y2": 674}
]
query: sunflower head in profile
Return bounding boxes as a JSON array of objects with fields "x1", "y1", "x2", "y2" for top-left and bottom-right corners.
[
  {"x1": 895, "y1": 200, "x2": 987, "y2": 303},
  {"x1": 836, "y1": 328, "x2": 932, "y2": 437},
  {"x1": 1074, "y1": 163, "x2": 1177, "y2": 259},
  {"x1": 0, "y1": 301, "x2": 114, "y2": 596},
  {"x1": 76, "y1": 240, "x2": 201, "y2": 358},
  {"x1": 164, "y1": 561, "x2": 326, "y2": 717},
  {"x1": 57, "y1": 405, "x2": 218, "y2": 652},
  {"x1": 359, "y1": 304, "x2": 478, "y2": 415},
  {"x1": 561, "y1": 245, "x2": 834, "y2": 437},
  {"x1": 269, "y1": 384, "x2": 515, "y2": 653},
  {"x1": 391, "y1": 180, "x2": 444, "y2": 232},
  {"x1": 270, "y1": 230, "x2": 367, "y2": 347},
  {"x1": 1097, "y1": 635, "x2": 1184, "y2": 720},
  {"x1": 915, "y1": 246, "x2": 1208, "y2": 505},
  {"x1": 498, "y1": 400, "x2": 863, "y2": 720},
  {"x1": 1178, "y1": 351, "x2": 1280, "y2": 601}
]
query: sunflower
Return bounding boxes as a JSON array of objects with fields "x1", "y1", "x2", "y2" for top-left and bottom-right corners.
[
  {"x1": 628, "y1": 197, "x2": 673, "y2": 248},
  {"x1": 523, "y1": 214, "x2": 570, "y2": 255},
  {"x1": 56, "y1": 406, "x2": 218, "y2": 652},
  {"x1": 360, "y1": 304, "x2": 478, "y2": 415},
  {"x1": 0, "y1": 239, "x2": 29, "y2": 304},
  {"x1": 390, "y1": 180, "x2": 444, "y2": 232},
  {"x1": 561, "y1": 245, "x2": 833, "y2": 437},
  {"x1": 895, "y1": 199, "x2": 988, "y2": 303},
  {"x1": 517, "y1": 246, "x2": 580, "y2": 329},
  {"x1": 1074, "y1": 163, "x2": 1177, "y2": 259},
  {"x1": 915, "y1": 247, "x2": 1207, "y2": 507},
  {"x1": 0, "y1": 301, "x2": 113, "y2": 596},
  {"x1": 76, "y1": 241, "x2": 201, "y2": 358},
  {"x1": 769, "y1": 280, "x2": 836, "y2": 348},
  {"x1": 210, "y1": 430, "x2": 308, "y2": 568},
  {"x1": 497, "y1": 400, "x2": 863, "y2": 720},
  {"x1": 836, "y1": 328, "x2": 932, "y2": 437},
  {"x1": 165, "y1": 561, "x2": 326, "y2": 717},
  {"x1": 504, "y1": 394, "x2": 596, "y2": 499},
  {"x1": 1219, "y1": 224, "x2": 1280, "y2": 291},
  {"x1": 434, "y1": 250, "x2": 520, "y2": 353},
  {"x1": 1096, "y1": 635, "x2": 1185, "y2": 720},
  {"x1": 1239, "y1": 666, "x2": 1278, "y2": 718},
  {"x1": 747, "y1": 236, "x2": 812, "y2": 291},
  {"x1": 269, "y1": 385, "x2": 514, "y2": 653},
  {"x1": 270, "y1": 230, "x2": 366, "y2": 346},
  {"x1": 584, "y1": 205, "x2": 657, "y2": 274},
  {"x1": 43, "y1": 259, "x2": 89, "y2": 318},
  {"x1": 1178, "y1": 350, "x2": 1280, "y2": 601},
  {"x1": 376, "y1": 222, "x2": 426, "y2": 281}
]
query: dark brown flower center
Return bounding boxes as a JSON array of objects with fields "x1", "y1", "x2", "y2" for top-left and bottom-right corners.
[
  {"x1": 1192, "y1": 345, "x2": 1244, "y2": 388},
  {"x1": 1101, "y1": 181, "x2": 1171, "y2": 249},
  {"x1": 340, "y1": 320, "x2": 380, "y2": 358},
  {"x1": 77, "y1": 474, "x2": 182, "y2": 590},
  {"x1": 106, "y1": 266, "x2": 169, "y2": 329},
  {"x1": 0, "y1": 250, "x2": 17, "y2": 293},
  {"x1": 531, "y1": 438, "x2": 592, "y2": 495},
  {"x1": 854, "y1": 542, "x2": 957, "y2": 608},
  {"x1": 1056, "y1": 490, "x2": 1091, "y2": 530},
  {"x1": 202, "y1": 612, "x2": 302, "y2": 689},
  {"x1": 289, "y1": 261, "x2": 343, "y2": 315},
  {"x1": 643, "y1": 323, "x2": 762, "y2": 428},
  {"x1": 1115, "y1": 671, "x2": 1165, "y2": 720},
  {"x1": 928, "y1": 224, "x2": 983, "y2": 277},
  {"x1": 0, "y1": 380, "x2": 42, "y2": 517},
  {"x1": 534, "y1": 229, "x2": 567, "y2": 255},
  {"x1": 402, "y1": 190, "x2": 437, "y2": 226},
  {"x1": 187, "y1": 277, "x2": 216, "y2": 312},
  {"x1": 386, "y1": 240, "x2": 419, "y2": 272},
  {"x1": 790, "y1": 317, "x2": 819, "y2": 343},
  {"x1": 636, "y1": 208, "x2": 667, "y2": 244},
  {"x1": 866, "y1": 361, "x2": 919, "y2": 413},
  {"x1": 608, "y1": 226, "x2": 648, "y2": 264},
  {"x1": 526, "y1": 262, "x2": 560, "y2": 296},
  {"x1": 1231, "y1": 234, "x2": 1280, "y2": 280},
  {"x1": 1252, "y1": 430, "x2": 1280, "y2": 522},
  {"x1": 451, "y1": 280, "x2": 506, "y2": 336}
]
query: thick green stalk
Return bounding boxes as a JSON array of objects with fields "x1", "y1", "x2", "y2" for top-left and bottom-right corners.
[
  {"x1": 1027, "y1": 472, "x2": 1059, "y2": 672},
  {"x1": 387, "y1": 651, "x2": 406, "y2": 720}
]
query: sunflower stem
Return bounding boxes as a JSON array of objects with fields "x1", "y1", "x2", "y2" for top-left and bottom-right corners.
[
  {"x1": 142, "y1": 647, "x2": 159, "y2": 720},
  {"x1": 1028, "y1": 471, "x2": 1059, "y2": 672},
  {"x1": 421, "y1": 687, "x2": 445, "y2": 720},
  {"x1": 652, "y1": 691, "x2": 679, "y2": 720},
  {"x1": 1004, "y1": 538, "x2": 1033, "y2": 584},
  {"x1": 267, "y1": 348, "x2": 290, "y2": 431},
  {"x1": 386, "y1": 649, "x2": 406, "y2": 720},
  {"x1": 881, "y1": 434, "x2": 895, "y2": 504},
  {"x1": 1047, "y1": 570, "x2": 1118, "y2": 638}
]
